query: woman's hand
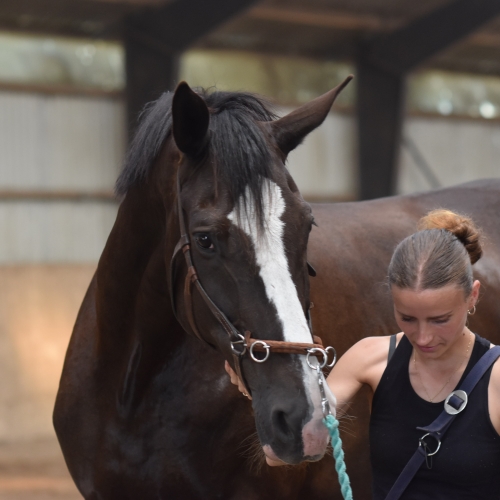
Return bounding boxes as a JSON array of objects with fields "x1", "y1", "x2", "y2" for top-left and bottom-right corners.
[{"x1": 224, "y1": 361, "x2": 252, "y2": 400}]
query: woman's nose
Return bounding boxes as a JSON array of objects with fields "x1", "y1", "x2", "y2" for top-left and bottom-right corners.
[{"x1": 415, "y1": 323, "x2": 433, "y2": 344}]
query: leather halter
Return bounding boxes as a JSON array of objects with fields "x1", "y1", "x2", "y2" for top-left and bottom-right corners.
[{"x1": 169, "y1": 169, "x2": 329, "y2": 395}]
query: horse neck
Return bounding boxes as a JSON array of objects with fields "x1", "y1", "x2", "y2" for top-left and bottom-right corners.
[{"x1": 95, "y1": 165, "x2": 185, "y2": 375}]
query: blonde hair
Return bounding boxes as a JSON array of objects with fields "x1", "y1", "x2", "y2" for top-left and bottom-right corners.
[{"x1": 388, "y1": 209, "x2": 482, "y2": 296}]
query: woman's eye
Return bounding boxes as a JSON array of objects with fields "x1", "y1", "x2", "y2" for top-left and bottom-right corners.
[
  {"x1": 195, "y1": 233, "x2": 214, "y2": 250},
  {"x1": 401, "y1": 317, "x2": 414, "y2": 323},
  {"x1": 434, "y1": 318, "x2": 449, "y2": 324}
]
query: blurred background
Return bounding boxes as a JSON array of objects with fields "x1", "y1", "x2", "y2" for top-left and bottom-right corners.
[{"x1": 0, "y1": 0, "x2": 500, "y2": 498}]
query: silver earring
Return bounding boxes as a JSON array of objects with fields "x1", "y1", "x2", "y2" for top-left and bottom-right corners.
[{"x1": 468, "y1": 305, "x2": 476, "y2": 316}]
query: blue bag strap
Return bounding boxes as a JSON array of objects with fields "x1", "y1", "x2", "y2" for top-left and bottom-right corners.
[{"x1": 384, "y1": 344, "x2": 500, "y2": 500}]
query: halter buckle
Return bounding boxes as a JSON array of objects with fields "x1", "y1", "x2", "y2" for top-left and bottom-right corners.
[{"x1": 230, "y1": 334, "x2": 247, "y2": 356}]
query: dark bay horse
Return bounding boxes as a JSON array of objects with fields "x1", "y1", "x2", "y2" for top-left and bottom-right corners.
[{"x1": 54, "y1": 75, "x2": 500, "y2": 499}]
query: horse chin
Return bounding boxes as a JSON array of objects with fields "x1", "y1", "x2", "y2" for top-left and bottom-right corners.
[
  {"x1": 262, "y1": 444, "x2": 326, "y2": 467},
  {"x1": 263, "y1": 445, "x2": 290, "y2": 466},
  {"x1": 304, "y1": 453, "x2": 325, "y2": 463}
]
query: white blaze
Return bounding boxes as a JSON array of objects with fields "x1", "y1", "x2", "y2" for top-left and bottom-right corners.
[
  {"x1": 227, "y1": 180, "x2": 311, "y2": 343},
  {"x1": 228, "y1": 179, "x2": 332, "y2": 458}
]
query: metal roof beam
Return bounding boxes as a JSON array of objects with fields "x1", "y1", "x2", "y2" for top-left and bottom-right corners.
[
  {"x1": 127, "y1": 0, "x2": 257, "y2": 52},
  {"x1": 366, "y1": 0, "x2": 500, "y2": 75},
  {"x1": 247, "y1": 6, "x2": 401, "y2": 32}
]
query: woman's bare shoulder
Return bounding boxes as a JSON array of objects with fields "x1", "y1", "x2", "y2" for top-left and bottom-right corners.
[
  {"x1": 340, "y1": 333, "x2": 404, "y2": 386},
  {"x1": 345, "y1": 333, "x2": 403, "y2": 362}
]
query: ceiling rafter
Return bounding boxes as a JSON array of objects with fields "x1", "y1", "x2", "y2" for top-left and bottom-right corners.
[
  {"x1": 247, "y1": 5, "x2": 402, "y2": 32},
  {"x1": 365, "y1": 0, "x2": 500, "y2": 74}
]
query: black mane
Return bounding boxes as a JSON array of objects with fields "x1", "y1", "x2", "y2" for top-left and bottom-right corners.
[{"x1": 116, "y1": 89, "x2": 278, "y2": 223}]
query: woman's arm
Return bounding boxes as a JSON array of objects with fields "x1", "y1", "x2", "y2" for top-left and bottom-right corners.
[{"x1": 326, "y1": 335, "x2": 398, "y2": 416}]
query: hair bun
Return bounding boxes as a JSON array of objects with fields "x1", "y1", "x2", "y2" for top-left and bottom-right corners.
[{"x1": 417, "y1": 209, "x2": 482, "y2": 264}]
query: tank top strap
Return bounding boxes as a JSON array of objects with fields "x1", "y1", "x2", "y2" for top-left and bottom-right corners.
[
  {"x1": 373, "y1": 335, "x2": 413, "y2": 410},
  {"x1": 388, "y1": 334, "x2": 397, "y2": 363},
  {"x1": 386, "y1": 333, "x2": 412, "y2": 370}
]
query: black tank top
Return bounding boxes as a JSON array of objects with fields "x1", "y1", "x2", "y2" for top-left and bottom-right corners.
[{"x1": 370, "y1": 333, "x2": 500, "y2": 500}]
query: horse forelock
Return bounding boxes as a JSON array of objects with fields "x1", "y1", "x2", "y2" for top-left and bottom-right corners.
[{"x1": 115, "y1": 88, "x2": 279, "y2": 229}]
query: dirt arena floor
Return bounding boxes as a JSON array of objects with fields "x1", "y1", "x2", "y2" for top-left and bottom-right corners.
[{"x1": 0, "y1": 440, "x2": 81, "y2": 500}]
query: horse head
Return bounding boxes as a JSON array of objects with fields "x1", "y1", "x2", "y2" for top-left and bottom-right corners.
[{"x1": 165, "y1": 77, "x2": 352, "y2": 465}]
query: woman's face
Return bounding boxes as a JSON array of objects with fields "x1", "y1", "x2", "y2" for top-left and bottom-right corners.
[{"x1": 391, "y1": 281, "x2": 480, "y2": 357}]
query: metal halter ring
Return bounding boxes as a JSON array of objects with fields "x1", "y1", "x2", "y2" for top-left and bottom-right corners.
[
  {"x1": 325, "y1": 346, "x2": 337, "y2": 368},
  {"x1": 249, "y1": 341, "x2": 270, "y2": 363},
  {"x1": 419, "y1": 433, "x2": 441, "y2": 457},
  {"x1": 306, "y1": 348, "x2": 327, "y2": 369}
]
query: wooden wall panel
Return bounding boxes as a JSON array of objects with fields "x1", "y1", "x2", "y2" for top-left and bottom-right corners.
[
  {"x1": 0, "y1": 202, "x2": 117, "y2": 263},
  {"x1": 398, "y1": 116, "x2": 500, "y2": 194},
  {"x1": 0, "y1": 91, "x2": 122, "y2": 263},
  {"x1": 0, "y1": 91, "x2": 125, "y2": 191}
]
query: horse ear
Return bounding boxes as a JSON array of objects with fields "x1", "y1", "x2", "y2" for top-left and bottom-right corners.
[
  {"x1": 172, "y1": 81, "x2": 210, "y2": 157},
  {"x1": 271, "y1": 75, "x2": 353, "y2": 156}
]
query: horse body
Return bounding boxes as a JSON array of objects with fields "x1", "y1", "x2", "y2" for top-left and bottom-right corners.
[{"x1": 54, "y1": 75, "x2": 500, "y2": 500}]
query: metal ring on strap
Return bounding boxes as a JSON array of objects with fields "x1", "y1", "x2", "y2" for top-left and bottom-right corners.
[
  {"x1": 325, "y1": 346, "x2": 337, "y2": 368},
  {"x1": 249, "y1": 340, "x2": 270, "y2": 363},
  {"x1": 307, "y1": 348, "x2": 327, "y2": 369},
  {"x1": 419, "y1": 433, "x2": 441, "y2": 457}
]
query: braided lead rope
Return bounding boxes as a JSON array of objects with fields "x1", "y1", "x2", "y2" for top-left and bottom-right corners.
[
  {"x1": 323, "y1": 414, "x2": 353, "y2": 500},
  {"x1": 307, "y1": 349, "x2": 353, "y2": 500}
]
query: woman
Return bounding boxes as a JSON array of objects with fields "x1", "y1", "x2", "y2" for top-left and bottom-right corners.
[{"x1": 226, "y1": 209, "x2": 500, "y2": 499}]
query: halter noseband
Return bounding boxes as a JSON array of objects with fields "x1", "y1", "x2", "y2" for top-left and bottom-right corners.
[{"x1": 169, "y1": 170, "x2": 335, "y2": 396}]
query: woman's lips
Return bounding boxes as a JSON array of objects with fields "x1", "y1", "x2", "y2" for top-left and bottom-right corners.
[{"x1": 417, "y1": 344, "x2": 437, "y2": 353}]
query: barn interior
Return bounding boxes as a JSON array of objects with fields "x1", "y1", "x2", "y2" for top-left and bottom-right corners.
[{"x1": 0, "y1": 1, "x2": 500, "y2": 498}]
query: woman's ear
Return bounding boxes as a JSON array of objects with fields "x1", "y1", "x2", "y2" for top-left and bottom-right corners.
[{"x1": 470, "y1": 279, "x2": 481, "y2": 307}]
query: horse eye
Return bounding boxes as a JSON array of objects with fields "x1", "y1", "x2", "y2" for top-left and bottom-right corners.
[{"x1": 195, "y1": 233, "x2": 214, "y2": 250}]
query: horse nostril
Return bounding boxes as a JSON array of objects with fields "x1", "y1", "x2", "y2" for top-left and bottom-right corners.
[{"x1": 272, "y1": 409, "x2": 294, "y2": 440}]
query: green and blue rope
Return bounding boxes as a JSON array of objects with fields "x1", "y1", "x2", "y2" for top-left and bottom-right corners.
[{"x1": 323, "y1": 414, "x2": 353, "y2": 500}]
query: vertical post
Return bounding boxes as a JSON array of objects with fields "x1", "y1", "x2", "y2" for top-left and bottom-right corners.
[
  {"x1": 356, "y1": 60, "x2": 405, "y2": 200},
  {"x1": 124, "y1": 30, "x2": 179, "y2": 139},
  {"x1": 123, "y1": 0, "x2": 257, "y2": 141},
  {"x1": 355, "y1": 0, "x2": 500, "y2": 200}
]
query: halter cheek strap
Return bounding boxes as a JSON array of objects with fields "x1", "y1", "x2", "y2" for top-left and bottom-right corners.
[{"x1": 169, "y1": 168, "x2": 333, "y2": 396}]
